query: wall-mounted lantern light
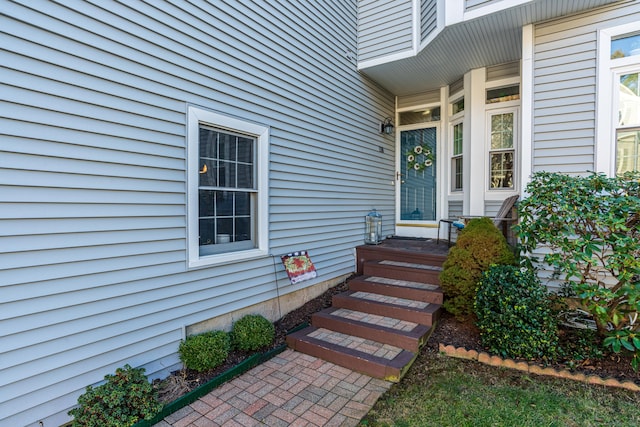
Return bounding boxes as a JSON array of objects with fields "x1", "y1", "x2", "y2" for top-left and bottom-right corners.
[{"x1": 380, "y1": 117, "x2": 394, "y2": 135}]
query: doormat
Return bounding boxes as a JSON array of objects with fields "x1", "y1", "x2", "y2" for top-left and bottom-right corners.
[{"x1": 281, "y1": 251, "x2": 317, "y2": 284}]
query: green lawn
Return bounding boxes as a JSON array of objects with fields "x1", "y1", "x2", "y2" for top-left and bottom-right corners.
[{"x1": 361, "y1": 352, "x2": 640, "y2": 427}]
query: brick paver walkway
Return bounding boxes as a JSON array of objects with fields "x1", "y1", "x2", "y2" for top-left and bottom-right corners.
[{"x1": 154, "y1": 349, "x2": 392, "y2": 427}]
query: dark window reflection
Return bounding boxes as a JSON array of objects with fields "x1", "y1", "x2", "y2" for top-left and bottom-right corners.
[{"x1": 198, "y1": 126, "x2": 257, "y2": 251}]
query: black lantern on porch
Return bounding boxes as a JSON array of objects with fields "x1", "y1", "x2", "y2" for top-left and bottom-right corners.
[{"x1": 364, "y1": 209, "x2": 382, "y2": 244}]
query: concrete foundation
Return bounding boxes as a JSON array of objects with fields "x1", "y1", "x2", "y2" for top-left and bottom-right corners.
[{"x1": 186, "y1": 273, "x2": 352, "y2": 336}]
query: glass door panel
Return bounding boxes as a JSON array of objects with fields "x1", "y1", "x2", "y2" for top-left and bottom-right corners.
[{"x1": 400, "y1": 127, "x2": 437, "y2": 221}]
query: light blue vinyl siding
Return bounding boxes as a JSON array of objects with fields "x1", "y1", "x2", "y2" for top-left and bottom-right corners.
[
  {"x1": 397, "y1": 89, "x2": 441, "y2": 109},
  {"x1": 448, "y1": 200, "x2": 463, "y2": 218},
  {"x1": 450, "y1": 77, "x2": 464, "y2": 96},
  {"x1": 358, "y1": 0, "x2": 414, "y2": 62},
  {"x1": 421, "y1": 0, "x2": 438, "y2": 42},
  {"x1": 0, "y1": 1, "x2": 394, "y2": 425},
  {"x1": 529, "y1": 1, "x2": 640, "y2": 291},
  {"x1": 532, "y1": 1, "x2": 640, "y2": 174},
  {"x1": 486, "y1": 61, "x2": 520, "y2": 81},
  {"x1": 484, "y1": 200, "x2": 504, "y2": 217}
]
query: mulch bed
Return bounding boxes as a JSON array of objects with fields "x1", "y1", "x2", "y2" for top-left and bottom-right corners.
[
  {"x1": 155, "y1": 277, "x2": 639, "y2": 404},
  {"x1": 428, "y1": 311, "x2": 640, "y2": 386}
]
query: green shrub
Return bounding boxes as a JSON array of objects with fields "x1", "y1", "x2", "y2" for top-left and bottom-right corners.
[
  {"x1": 230, "y1": 314, "x2": 275, "y2": 351},
  {"x1": 475, "y1": 265, "x2": 558, "y2": 359},
  {"x1": 179, "y1": 330, "x2": 230, "y2": 372},
  {"x1": 68, "y1": 364, "x2": 162, "y2": 427},
  {"x1": 439, "y1": 217, "x2": 516, "y2": 319},
  {"x1": 517, "y1": 171, "x2": 640, "y2": 369},
  {"x1": 557, "y1": 328, "x2": 604, "y2": 368}
]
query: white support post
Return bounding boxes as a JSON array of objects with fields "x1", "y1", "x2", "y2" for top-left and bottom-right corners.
[
  {"x1": 465, "y1": 67, "x2": 486, "y2": 216},
  {"x1": 520, "y1": 24, "x2": 534, "y2": 196}
]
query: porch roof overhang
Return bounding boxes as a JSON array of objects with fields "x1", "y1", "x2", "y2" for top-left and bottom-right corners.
[{"x1": 358, "y1": 0, "x2": 622, "y2": 96}]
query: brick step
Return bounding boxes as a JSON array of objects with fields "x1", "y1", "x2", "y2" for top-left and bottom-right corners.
[
  {"x1": 349, "y1": 275, "x2": 443, "y2": 305},
  {"x1": 332, "y1": 290, "x2": 440, "y2": 326},
  {"x1": 312, "y1": 307, "x2": 432, "y2": 352},
  {"x1": 356, "y1": 245, "x2": 447, "y2": 275},
  {"x1": 363, "y1": 260, "x2": 442, "y2": 285},
  {"x1": 286, "y1": 326, "x2": 417, "y2": 382}
]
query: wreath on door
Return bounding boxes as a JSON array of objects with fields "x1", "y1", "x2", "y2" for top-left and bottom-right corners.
[{"x1": 406, "y1": 143, "x2": 434, "y2": 172}]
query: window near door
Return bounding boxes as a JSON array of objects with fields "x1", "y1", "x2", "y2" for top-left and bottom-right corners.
[
  {"x1": 451, "y1": 122, "x2": 463, "y2": 191},
  {"x1": 611, "y1": 33, "x2": 640, "y2": 59},
  {"x1": 452, "y1": 98, "x2": 464, "y2": 115},
  {"x1": 187, "y1": 107, "x2": 268, "y2": 267},
  {"x1": 596, "y1": 23, "x2": 640, "y2": 175},
  {"x1": 616, "y1": 72, "x2": 640, "y2": 173},
  {"x1": 489, "y1": 112, "x2": 514, "y2": 189},
  {"x1": 399, "y1": 106, "x2": 441, "y2": 125},
  {"x1": 486, "y1": 85, "x2": 519, "y2": 104}
]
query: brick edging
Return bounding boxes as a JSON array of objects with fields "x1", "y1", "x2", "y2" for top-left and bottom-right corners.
[{"x1": 438, "y1": 343, "x2": 640, "y2": 392}]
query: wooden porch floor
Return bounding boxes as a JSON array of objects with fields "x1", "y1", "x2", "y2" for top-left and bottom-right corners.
[
  {"x1": 355, "y1": 236, "x2": 451, "y2": 276},
  {"x1": 373, "y1": 236, "x2": 451, "y2": 256}
]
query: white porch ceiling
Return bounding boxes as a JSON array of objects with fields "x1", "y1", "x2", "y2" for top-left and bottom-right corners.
[{"x1": 359, "y1": 0, "x2": 622, "y2": 96}]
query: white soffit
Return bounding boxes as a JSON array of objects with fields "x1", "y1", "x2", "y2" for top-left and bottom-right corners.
[{"x1": 359, "y1": 0, "x2": 622, "y2": 96}]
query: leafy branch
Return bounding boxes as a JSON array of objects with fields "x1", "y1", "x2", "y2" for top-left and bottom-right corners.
[{"x1": 516, "y1": 171, "x2": 640, "y2": 370}]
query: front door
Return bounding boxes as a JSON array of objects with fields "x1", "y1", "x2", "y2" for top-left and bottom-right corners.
[{"x1": 396, "y1": 125, "x2": 438, "y2": 237}]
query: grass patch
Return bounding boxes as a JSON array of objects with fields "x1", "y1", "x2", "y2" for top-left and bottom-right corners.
[{"x1": 361, "y1": 353, "x2": 640, "y2": 427}]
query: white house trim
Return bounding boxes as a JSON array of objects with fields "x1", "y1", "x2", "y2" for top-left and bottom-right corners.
[
  {"x1": 463, "y1": 0, "x2": 532, "y2": 21},
  {"x1": 466, "y1": 67, "x2": 486, "y2": 216},
  {"x1": 186, "y1": 106, "x2": 270, "y2": 269},
  {"x1": 520, "y1": 24, "x2": 534, "y2": 195},
  {"x1": 412, "y1": 0, "x2": 421, "y2": 54},
  {"x1": 358, "y1": 49, "x2": 418, "y2": 70},
  {"x1": 596, "y1": 21, "x2": 640, "y2": 175}
]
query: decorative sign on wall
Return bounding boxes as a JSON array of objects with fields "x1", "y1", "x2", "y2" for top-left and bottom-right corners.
[{"x1": 281, "y1": 251, "x2": 317, "y2": 284}]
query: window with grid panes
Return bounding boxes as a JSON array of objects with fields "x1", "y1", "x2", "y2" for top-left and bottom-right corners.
[
  {"x1": 452, "y1": 122, "x2": 463, "y2": 191},
  {"x1": 489, "y1": 112, "x2": 514, "y2": 189},
  {"x1": 187, "y1": 107, "x2": 268, "y2": 267},
  {"x1": 198, "y1": 126, "x2": 256, "y2": 255}
]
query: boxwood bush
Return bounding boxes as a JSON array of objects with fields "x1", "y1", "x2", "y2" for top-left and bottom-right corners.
[
  {"x1": 68, "y1": 364, "x2": 162, "y2": 427},
  {"x1": 230, "y1": 314, "x2": 275, "y2": 351},
  {"x1": 179, "y1": 330, "x2": 230, "y2": 372},
  {"x1": 475, "y1": 265, "x2": 558, "y2": 360},
  {"x1": 439, "y1": 217, "x2": 516, "y2": 319}
]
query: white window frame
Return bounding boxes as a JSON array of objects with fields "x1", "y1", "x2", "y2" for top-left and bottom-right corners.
[
  {"x1": 613, "y1": 68, "x2": 640, "y2": 174},
  {"x1": 596, "y1": 22, "x2": 640, "y2": 175},
  {"x1": 450, "y1": 119, "x2": 464, "y2": 193},
  {"x1": 486, "y1": 106, "x2": 519, "y2": 193},
  {"x1": 448, "y1": 92, "x2": 465, "y2": 196},
  {"x1": 187, "y1": 106, "x2": 269, "y2": 268}
]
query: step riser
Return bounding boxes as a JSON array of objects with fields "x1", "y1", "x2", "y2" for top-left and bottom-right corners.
[
  {"x1": 356, "y1": 246, "x2": 446, "y2": 275},
  {"x1": 333, "y1": 295, "x2": 440, "y2": 326},
  {"x1": 349, "y1": 280, "x2": 443, "y2": 305},
  {"x1": 362, "y1": 264, "x2": 441, "y2": 285},
  {"x1": 312, "y1": 311, "x2": 428, "y2": 352},
  {"x1": 286, "y1": 329, "x2": 413, "y2": 382},
  {"x1": 287, "y1": 337, "x2": 399, "y2": 381}
]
